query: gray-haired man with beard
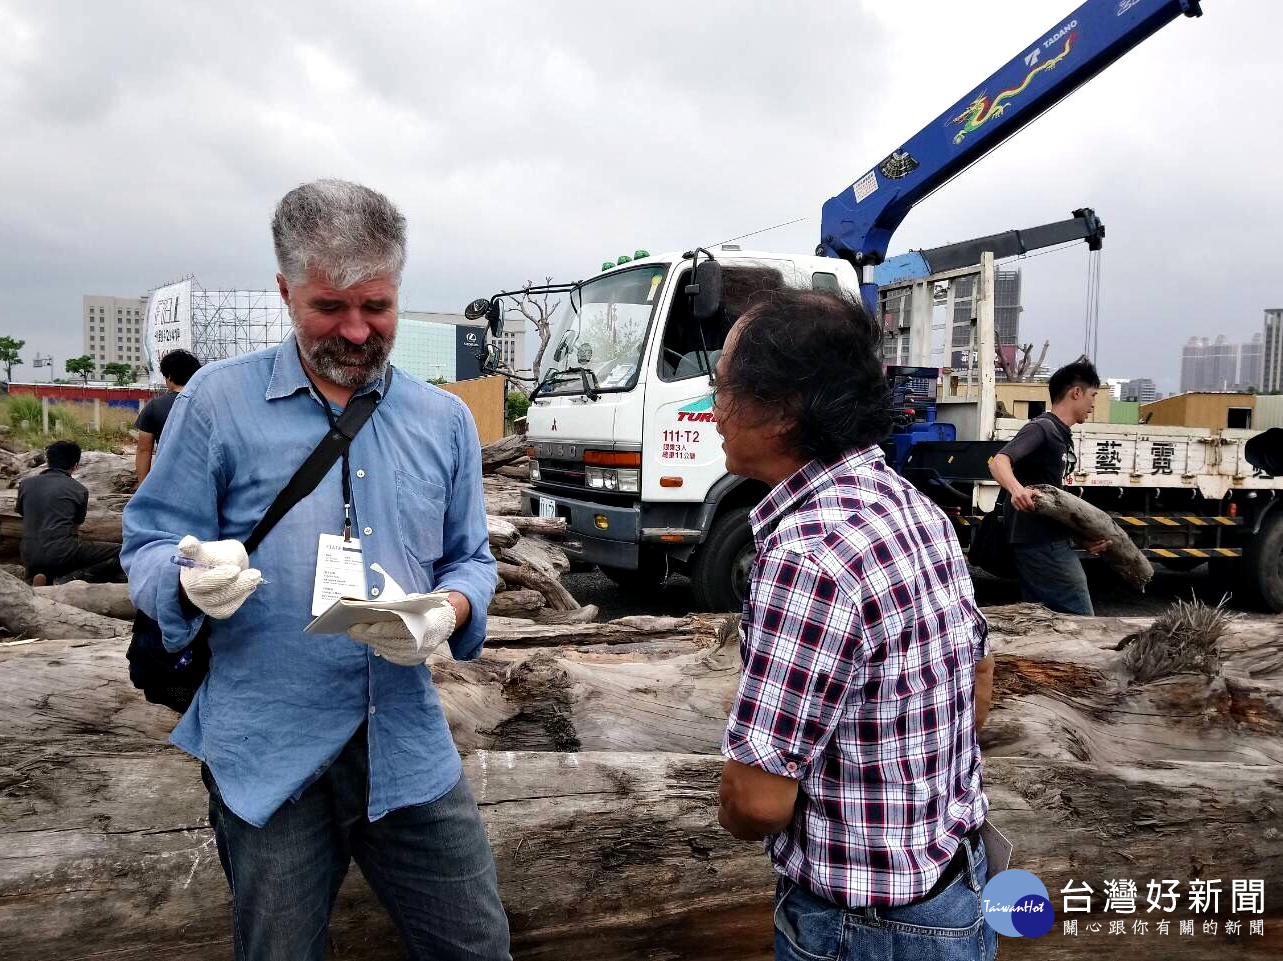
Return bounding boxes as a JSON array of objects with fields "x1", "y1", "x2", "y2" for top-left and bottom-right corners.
[{"x1": 123, "y1": 180, "x2": 508, "y2": 961}]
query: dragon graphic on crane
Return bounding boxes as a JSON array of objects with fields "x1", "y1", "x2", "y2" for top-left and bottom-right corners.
[{"x1": 950, "y1": 31, "x2": 1079, "y2": 145}]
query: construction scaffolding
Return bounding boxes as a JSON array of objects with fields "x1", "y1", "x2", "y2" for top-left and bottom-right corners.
[{"x1": 187, "y1": 282, "x2": 290, "y2": 364}]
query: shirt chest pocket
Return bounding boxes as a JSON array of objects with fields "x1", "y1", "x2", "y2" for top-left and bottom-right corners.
[{"x1": 396, "y1": 470, "x2": 447, "y2": 567}]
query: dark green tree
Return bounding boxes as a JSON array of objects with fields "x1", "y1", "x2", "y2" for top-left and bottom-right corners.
[
  {"x1": 103, "y1": 362, "x2": 135, "y2": 386},
  {"x1": 65, "y1": 355, "x2": 95, "y2": 384},
  {"x1": 0, "y1": 336, "x2": 24, "y2": 382}
]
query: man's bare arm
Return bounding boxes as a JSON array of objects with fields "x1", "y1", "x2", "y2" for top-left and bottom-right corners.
[
  {"x1": 718, "y1": 759, "x2": 799, "y2": 841},
  {"x1": 989, "y1": 453, "x2": 1037, "y2": 512},
  {"x1": 974, "y1": 654, "x2": 995, "y2": 731},
  {"x1": 135, "y1": 431, "x2": 156, "y2": 488}
]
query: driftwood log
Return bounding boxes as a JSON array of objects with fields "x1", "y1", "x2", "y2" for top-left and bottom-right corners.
[
  {"x1": 0, "y1": 570, "x2": 129, "y2": 639},
  {"x1": 1030, "y1": 483, "x2": 1156, "y2": 590},
  {"x1": 33, "y1": 580, "x2": 134, "y2": 620},
  {"x1": 2, "y1": 605, "x2": 1281, "y2": 958},
  {"x1": 481, "y1": 433, "x2": 528, "y2": 474}
]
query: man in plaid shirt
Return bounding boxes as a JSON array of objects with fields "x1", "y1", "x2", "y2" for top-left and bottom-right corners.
[{"x1": 713, "y1": 288, "x2": 996, "y2": 961}]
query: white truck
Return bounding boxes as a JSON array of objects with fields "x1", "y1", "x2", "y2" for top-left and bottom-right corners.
[
  {"x1": 467, "y1": 0, "x2": 1283, "y2": 610},
  {"x1": 506, "y1": 249, "x2": 857, "y2": 611},
  {"x1": 473, "y1": 247, "x2": 1283, "y2": 613}
]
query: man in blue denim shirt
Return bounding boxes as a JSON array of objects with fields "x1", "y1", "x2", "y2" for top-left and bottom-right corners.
[{"x1": 122, "y1": 180, "x2": 508, "y2": 961}]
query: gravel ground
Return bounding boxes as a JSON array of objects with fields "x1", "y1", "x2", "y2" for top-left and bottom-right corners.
[{"x1": 563, "y1": 561, "x2": 1245, "y2": 621}]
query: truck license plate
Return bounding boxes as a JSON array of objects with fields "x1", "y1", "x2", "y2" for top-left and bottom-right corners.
[{"x1": 539, "y1": 497, "x2": 557, "y2": 520}]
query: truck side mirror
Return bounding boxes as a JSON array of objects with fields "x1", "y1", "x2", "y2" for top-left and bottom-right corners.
[
  {"x1": 486, "y1": 302, "x2": 504, "y2": 337},
  {"x1": 686, "y1": 260, "x2": 723, "y2": 320},
  {"x1": 481, "y1": 343, "x2": 502, "y2": 374}
]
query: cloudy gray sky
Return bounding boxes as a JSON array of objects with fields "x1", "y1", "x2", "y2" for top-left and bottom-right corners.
[{"x1": 2, "y1": 0, "x2": 1279, "y2": 393}]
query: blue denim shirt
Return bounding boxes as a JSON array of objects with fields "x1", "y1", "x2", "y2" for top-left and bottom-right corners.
[{"x1": 122, "y1": 334, "x2": 495, "y2": 828}]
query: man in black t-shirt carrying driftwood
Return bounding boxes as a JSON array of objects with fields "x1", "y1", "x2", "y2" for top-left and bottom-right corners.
[{"x1": 989, "y1": 360, "x2": 1110, "y2": 615}]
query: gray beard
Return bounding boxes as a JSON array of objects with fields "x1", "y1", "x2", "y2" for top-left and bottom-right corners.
[{"x1": 295, "y1": 328, "x2": 395, "y2": 388}]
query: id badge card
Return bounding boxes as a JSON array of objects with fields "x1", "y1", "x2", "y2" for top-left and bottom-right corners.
[{"x1": 311, "y1": 533, "x2": 367, "y2": 616}]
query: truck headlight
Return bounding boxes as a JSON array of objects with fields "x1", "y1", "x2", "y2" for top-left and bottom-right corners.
[
  {"x1": 585, "y1": 466, "x2": 640, "y2": 492},
  {"x1": 529, "y1": 460, "x2": 541, "y2": 482}
]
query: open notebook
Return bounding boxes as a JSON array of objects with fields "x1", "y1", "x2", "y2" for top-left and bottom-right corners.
[{"x1": 305, "y1": 562, "x2": 451, "y2": 642}]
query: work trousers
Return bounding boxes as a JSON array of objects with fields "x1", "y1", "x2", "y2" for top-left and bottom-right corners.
[
  {"x1": 203, "y1": 727, "x2": 511, "y2": 961},
  {"x1": 773, "y1": 835, "x2": 997, "y2": 961},
  {"x1": 1012, "y1": 539, "x2": 1094, "y2": 616},
  {"x1": 24, "y1": 539, "x2": 122, "y2": 583}
]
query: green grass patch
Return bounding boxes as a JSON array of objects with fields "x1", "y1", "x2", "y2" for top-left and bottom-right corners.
[{"x1": 0, "y1": 396, "x2": 139, "y2": 452}]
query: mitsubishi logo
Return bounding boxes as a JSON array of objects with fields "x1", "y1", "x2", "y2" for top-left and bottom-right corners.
[{"x1": 550, "y1": 419, "x2": 558, "y2": 432}]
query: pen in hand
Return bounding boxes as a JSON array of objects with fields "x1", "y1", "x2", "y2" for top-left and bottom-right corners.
[{"x1": 170, "y1": 554, "x2": 269, "y2": 583}]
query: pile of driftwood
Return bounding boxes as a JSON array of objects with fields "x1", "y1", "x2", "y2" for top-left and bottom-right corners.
[
  {"x1": 1, "y1": 599, "x2": 1280, "y2": 959},
  {"x1": 0, "y1": 437, "x2": 593, "y2": 635}
]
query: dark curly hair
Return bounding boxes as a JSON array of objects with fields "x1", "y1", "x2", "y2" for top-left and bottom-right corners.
[{"x1": 719, "y1": 288, "x2": 891, "y2": 462}]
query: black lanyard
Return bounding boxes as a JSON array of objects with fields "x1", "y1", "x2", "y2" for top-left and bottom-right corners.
[{"x1": 300, "y1": 360, "x2": 383, "y2": 543}]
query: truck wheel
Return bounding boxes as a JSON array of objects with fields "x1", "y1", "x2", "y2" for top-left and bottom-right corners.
[
  {"x1": 599, "y1": 550, "x2": 668, "y2": 592},
  {"x1": 691, "y1": 507, "x2": 755, "y2": 612},
  {"x1": 1245, "y1": 512, "x2": 1283, "y2": 613}
]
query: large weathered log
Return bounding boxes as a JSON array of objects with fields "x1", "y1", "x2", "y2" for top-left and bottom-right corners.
[
  {"x1": 15, "y1": 449, "x2": 136, "y2": 497},
  {"x1": 0, "y1": 569, "x2": 129, "y2": 639},
  {"x1": 481, "y1": 434, "x2": 528, "y2": 474},
  {"x1": 3, "y1": 607, "x2": 1281, "y2": 958},
  {"x1": 488, "y1": 587, "x2": 545, "y2": 617},
  {"x1": 506, "y1": 515, "x2": 566, "y2": 539},
  {"x1": 33, "y1": 579, "x2": 134, "y2": 620},
  {"x1": 483, "y1": 476, "x2": 524, "y2": 516},
  {"x1": 1030, "y1": 484, "x2": 1155, "y2": 590},
  {"x1": 0, "y1": 635, "x2": 771, "y2": 961},
  {"x1": 496, "y1": 561, "x2": 579, "y2": 612}
]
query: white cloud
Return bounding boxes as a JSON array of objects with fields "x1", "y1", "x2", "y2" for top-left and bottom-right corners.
[{"x1": 0, "y1": 0, "x2": 1279, "y2": 394}]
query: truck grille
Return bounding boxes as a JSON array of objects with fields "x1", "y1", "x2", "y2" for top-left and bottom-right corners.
[{"x1": 539, "y1": 459, "x2": 585, "y2": 486}]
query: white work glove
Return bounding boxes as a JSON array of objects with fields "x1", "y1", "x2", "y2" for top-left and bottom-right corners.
[
  {"x1": 177, "y1": 535, "x2": 263, "y2": 620},
  {"x1": 348, "y1": 606, "x2": 457, "y2": 666}
]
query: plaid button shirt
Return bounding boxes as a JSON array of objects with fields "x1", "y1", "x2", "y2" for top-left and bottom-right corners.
[{"x1": 722, "y1": 445, "x2": 989, "y2": 909}]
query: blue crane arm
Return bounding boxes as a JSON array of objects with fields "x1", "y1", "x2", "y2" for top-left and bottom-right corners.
[{"x1": 819, "y1": 0, "x2": 1202, "y2": 303}]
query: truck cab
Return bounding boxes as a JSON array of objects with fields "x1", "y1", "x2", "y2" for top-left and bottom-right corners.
[{"x1": 516, "y1": 248, "x2": 861, "y2": 610}]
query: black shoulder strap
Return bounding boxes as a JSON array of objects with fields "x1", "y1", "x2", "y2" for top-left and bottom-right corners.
[{"x1": 243, "y1": 367, "x2": 392, "y2": 555}]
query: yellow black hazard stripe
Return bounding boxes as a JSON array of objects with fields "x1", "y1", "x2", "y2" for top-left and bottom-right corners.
[
  {"x1": 1142, "y1": 547, "x2": 1241, "y2": 559},
  {"x1": 1113, "y1": 515, "x2": 1239, "y2": 528},
  {"x1": 956, "y1": 514, "x2": 1240, "y2": 528}
]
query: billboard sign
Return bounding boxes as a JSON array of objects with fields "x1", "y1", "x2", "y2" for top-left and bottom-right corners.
[
  {"x1": 454, "y1": 324, "x2": 484, "y2": 381},
  {"x1": 145, "y1": 279, "x2": 193, "y2": 384}
]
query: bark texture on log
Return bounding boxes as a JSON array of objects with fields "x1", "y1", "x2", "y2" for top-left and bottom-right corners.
[
  {"x1": 488, "y1": 588, "x2": 545, "y2": 617},
  {"x1": 481, "y1": 434, "x2": 528, "y2": 474},
  {"x1": 1030, "y1": 484, "x2": 1155, "y2": 590},
  {"x1": 33, "y1": 580, "x2": 134, "y2": 619},
  {"x1": 0, "y1": 569, "x2": 129, "y2": 639},
  {"x1": 0, "y1": 632, "x2": 772, "y2": 961},
  {"x1": 4, "y1": 607, "x2": 1281, "y2": 959},
  {"x1": 496, "y1": 561, "x2": 579, "y2": 613}
]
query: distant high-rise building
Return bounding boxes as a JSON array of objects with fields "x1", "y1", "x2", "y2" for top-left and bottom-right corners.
[
  {"x1": 1103, "y1": 378, "x2": 1127, "y2": 400},
  {"x1": 994, "y1": 269, "x2": 1022, "y2": 349},
  {"x1": 1265, "y1": 309, "x2": 1283, "y2": 392},
  {"x1": 1120, "y1": 377, "x2": 1158, "y2": 404},
  {"x1": 1239, "y1": 333, "x2": 1263, "y2": 390},
  {"x1": 83, "y1": 294, "x2": 147, "y2": 380},
  {"x1": 1209, "y1": 335, "x2": 1238, "y2": 390},
  {"x1": 1180, "y1": 332, "x2": 1264, "y2": 392},
  {"x1": 1181, "y1": 337, "x2": 1208, "y2": 393}
]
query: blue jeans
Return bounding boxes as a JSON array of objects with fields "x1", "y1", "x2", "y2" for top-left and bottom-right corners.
[
  {"x1": 773, "y1": 837, "x2": 997, "y2": 961},
  {"x1": 202, "y1": 728, "x2": 510, "y2": 961},
  {"x1": 1012, "y1": 540, "x2": 1094, "y2": 615}
]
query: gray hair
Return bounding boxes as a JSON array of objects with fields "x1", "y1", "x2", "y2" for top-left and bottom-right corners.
[{"x1": 271, "y1": 179, "x2": 407, "y2": 289}]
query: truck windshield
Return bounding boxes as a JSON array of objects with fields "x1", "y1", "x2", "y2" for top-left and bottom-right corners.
[{"x1": 537, "y1": 264, "x2": 668, "y2": 397}]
